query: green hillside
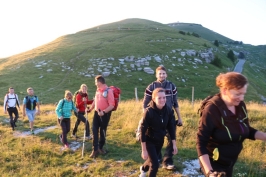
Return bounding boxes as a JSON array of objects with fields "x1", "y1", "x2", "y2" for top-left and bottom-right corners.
[
  {"x1": 167, "y1": 22, "x2": 234, "y2": 43},
  {"x1": 0, "y1": 18, "x2": 265, "y2": 104}
]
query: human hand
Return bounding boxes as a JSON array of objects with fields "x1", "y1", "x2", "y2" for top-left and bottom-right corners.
[
  {"x1": 176, "y1": 119, "x2": 183, "y2": 126},
  {"x1": 141, "y1": 150, "x2": 148, "y2": 160},
  {"x1": 4, "y1": 110, "x2": 7, "y2": 114}
]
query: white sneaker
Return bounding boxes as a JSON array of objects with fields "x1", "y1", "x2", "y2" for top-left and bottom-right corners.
[
  {"x1": 139, "y1": 166, "x2": 146, "y2": 177},
  {"x1": 86, "y1": 135, "x2": 92, "y2": 140},
  {"x1": 162, "y1": 164, "x2": 175, "y2": 170}
]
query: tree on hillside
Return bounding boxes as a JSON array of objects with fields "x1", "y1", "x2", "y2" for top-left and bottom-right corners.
[
  {"x1": 211, "y1": 55, "x2": 222, "y2": 68},
  {"x1": 238, "y1": 52, "x2": 245, "y2": 59},
  {"x1": 214, "y1": 40, "x2": 219, "y2": 47},
  {"x1": 227, "y1": 50, "x2": 236, "y2": 63}
]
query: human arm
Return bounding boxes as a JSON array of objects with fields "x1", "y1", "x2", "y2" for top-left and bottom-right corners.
[
  {"x1": 3, "y1": 95, "x2": 7, "y2": 113},
  {"x1": 141, "y1": 142, "x2": 148, "y2": 160},
  {"x1": 102, "y1": 88, "x2": 115, "y2": 114},
  {"x1": 143, "y1": 83, "x2": 153, "y2": 113},
  {"x1": 174, "y1": 107, "x2": 183, "y2": 126},
  {"x1": 36, "y1": 96, "x2": 40, "y2": 115},
  {"x1": 55, "y1": 100, "x2": 63, "y2": 118},
  {"x1": 22, "y1": 97, "x2": 26, "y2": 117}
]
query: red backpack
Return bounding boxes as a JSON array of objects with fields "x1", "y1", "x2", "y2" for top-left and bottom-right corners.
[{"x1": 105, "y1": 86, "x2": 121, "y2": 111}]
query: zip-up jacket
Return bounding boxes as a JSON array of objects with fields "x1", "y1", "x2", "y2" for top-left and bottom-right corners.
[
  {"x1": 75, "y1": 92, "x2": 93, "y2": 112},
  {"x1": 55, "y1": 98, "x2": 77, "y2": 118},
  {"x1": 140, "y1": 101, "x2": 176, "y2": 144},
  {"x1": 143, "y1": 80, "x2": 178, "y2": 109},
  {"x1": 196, "y1": 94, "x2": 257, "y2": 167}
]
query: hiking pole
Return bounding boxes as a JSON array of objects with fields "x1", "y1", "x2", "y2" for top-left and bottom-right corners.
[{"x1": 81, "y1": 101, "x2": 88, "y2": 159}]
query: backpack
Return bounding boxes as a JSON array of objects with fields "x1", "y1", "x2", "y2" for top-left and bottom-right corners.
[
  {"x1": 25, "y1": 95, "x2": 38, "y2": 110},
  {"x1": 61, "y1": 99, "x2": 73, "y2": 108},
  {"x1": 72, "y1": 90, "x2": 80, "y2": 106},
  {"x1": 104, "y1": 86, "x2": 121, "y2": 111},
  {"x1": 5, "y1": 93, "x2": 20, "y2": 109}
]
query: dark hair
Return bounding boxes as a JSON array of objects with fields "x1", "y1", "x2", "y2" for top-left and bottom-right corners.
[
  {"x1": 95, "y1": 75, "x2": 105, "y2": 84},
  {"x1": 156, "y1": 66, "x2": 167, "y2": 74},
  {"x1": 216, "y1": 72, "x2": 248, "y2": 90}
]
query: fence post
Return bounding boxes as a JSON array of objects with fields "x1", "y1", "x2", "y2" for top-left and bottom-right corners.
[
  {"x1": 135, "y1": 87, "x2": 138, "y2": 101},
  {"x1": 192, "y1": 86, "x2": 194, "y2": 108}
]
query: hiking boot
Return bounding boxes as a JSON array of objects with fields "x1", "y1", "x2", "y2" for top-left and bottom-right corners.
[
  {"x1": 89, "y1": 150, "x2": 99, "y2": 158},
  {"x1": 85, "y1": 135, "x2": 93, "y2": 140},
  {"x1": 98, "y1": 148, "x2": 107, "y2": 154},
  {"x1": 162, "y1": 164, "x2": 175, "y2": 170},
  {"x1": 31, "y1": 130, "x2": 34, "y2": 135},
  {"x1": 14, "y1": 122, "x2": 17, "y2": 127},
  {"x1": 139, "y1": 166, "x2": 147, "y2": 177}
]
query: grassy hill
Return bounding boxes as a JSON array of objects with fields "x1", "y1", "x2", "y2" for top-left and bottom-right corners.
[
  {"x1": 1, "y1": 100, "x2": 266, "y2": 176},
  {"x1": 167, "y1": 22, "x2": 234, "y2": 43},
  {"x1": 0, "y1": 18, "x2": 265, "y2": 104}
]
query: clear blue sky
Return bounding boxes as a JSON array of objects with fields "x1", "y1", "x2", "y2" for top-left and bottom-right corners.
[{"x1": 0, "y1": 0, "x2": 265, "y2": 58}]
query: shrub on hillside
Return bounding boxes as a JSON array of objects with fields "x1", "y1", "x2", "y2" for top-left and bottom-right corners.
[
  {"x1": 192, "y1": 32, "x2": 200, "y2": 38},
  {"x1": 227, "y1": 50, "x2": 236, "y2": 63},
  {"x1": 214, "y1": 40, "x2": 219, "y2": 47},
  {"x1": 179, "y1": 31, "x2": 186, "y2": 35},
  {"x1": 211, "y1": 55, "x2": 222, "y2": 68}
]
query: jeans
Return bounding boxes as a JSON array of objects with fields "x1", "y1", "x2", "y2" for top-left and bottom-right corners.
[
  {"x1": 72, "y1": 112, "x2": 90, "y2": 136},
  {"x1": 92, "y1": 111, "x2": 111, "y2": 151},
  {"x1": 58, "y1": 118, "x2": 70, "y2": 145}
]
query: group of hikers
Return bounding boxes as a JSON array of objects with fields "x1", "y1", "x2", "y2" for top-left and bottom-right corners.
[{"x1": 4, "y1": 65, "x2": 266, "y2": 177}]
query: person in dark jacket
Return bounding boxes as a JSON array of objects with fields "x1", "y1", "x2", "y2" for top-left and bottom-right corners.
[
  {"x1": 72, "y1": 84, "x2": 93, "y2": 140},
  {"x1": 139, "y1": 88, "x2": 177, "y2": 177},
  {"x1": 142, "y1": 66, "x2": 182, "y2": 169},
  {"x1": 197, "y1": 72, "x2": 266, "y2": 177}
]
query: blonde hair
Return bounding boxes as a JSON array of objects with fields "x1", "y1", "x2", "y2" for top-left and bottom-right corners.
[
  {"x1": 152, "y1": 88, "x2": 165, "y2": 100},
  {"x1": 27, "y1": 87, "x2": 33, "y2": 92},
  {"x1": 64, "y1": 90, "x2": 73, "y2": 99},
  {"x1": 216, "y1": 72, "x2": 248, "y2": 90}
]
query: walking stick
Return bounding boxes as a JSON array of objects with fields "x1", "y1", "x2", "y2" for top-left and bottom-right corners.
[{"x1": 81, "y1": 101, "x2": 88, "y2": 159}]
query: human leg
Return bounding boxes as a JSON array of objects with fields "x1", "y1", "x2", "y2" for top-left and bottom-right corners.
[
  {"x1": 26, "y1": 110, "x2": 35, "y2": 133},
  {"x1": 143, "y1": 142, "x2": 162, "y2": 177},
  {"x1": 60, "y1": 119, "x2": 70, "y2": 145},
  {"x1": 99, "y1": 112, "x2": 111, "y2": 150},
  {"x1": 162, "y1": 128, "x2": 176, "y2": 169},
  {"x1": 90, "y1": 111, "x2": 100, "y2": 158},
  {"x1": 7, "y1": 108, "x2": 15, "y2": 130},
  {"x1": 13, "y1": 107, "x2": 19, "y2": 126},
  {"x1": 72, "y1": 112, "x2": 81, "y2": 136}
]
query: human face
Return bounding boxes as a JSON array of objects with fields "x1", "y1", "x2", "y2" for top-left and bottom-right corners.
[
  {"x1": 156, "y1": 70, "x2": 167, "y2": 82},
  {"x1": 152, "y1": 91, "x2": 166, "y2": 109},
  {"x1": 28, "y1": 89, "x2": 34, "y2": 95},
  {"x1": 81, "y1": 86, "x2": 87, "y2": 93},
  {"x1": 224, "y1": 84, "x2": 247, "y2": 106},
  {"x1": 9, "y1": 88, "x2": 14, "y2": 94}
]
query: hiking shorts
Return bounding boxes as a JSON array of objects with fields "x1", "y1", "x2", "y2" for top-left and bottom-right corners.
[{"x1": 26, "y1": 110, "x2": 36, "y2": 122}]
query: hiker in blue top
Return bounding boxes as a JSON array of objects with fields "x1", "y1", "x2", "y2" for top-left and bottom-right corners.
[
  {"x1": 22, "y1": 87, "x2": 40, "y2": 134},
  {"x1": 55, "y1": 90, "x2": 78, "y2": 149}
]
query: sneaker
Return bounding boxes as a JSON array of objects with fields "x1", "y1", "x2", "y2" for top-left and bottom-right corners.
[
  {"x1": 139, "y1": 166, "x2": 146, "y2": 177},
  {"x1": 98, "y1": 148, "x2": 107, "y2": 154},
  {"x1": 85, "y1": 135, "x2": 93, "y2": 140},
  {"x1": 31, "y1": 130, "x2": 34, "y2": 135},
  {"x1": 71, "y1": 134, "x2": 78, "y2": 138},
  {"x1": 162, "y1": 164, "x2": 175, "y2": 170},
  {"x1": 59, "y1": 135, "x2": 63, "y2": 143},
  {"x1": 64, "y1": 143, "x2": 69, "y2": 149}
]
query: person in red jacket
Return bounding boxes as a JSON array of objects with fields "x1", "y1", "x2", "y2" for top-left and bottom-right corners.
[{"x1": 72, "y1": 84, "x2": 93, "y2": 140}]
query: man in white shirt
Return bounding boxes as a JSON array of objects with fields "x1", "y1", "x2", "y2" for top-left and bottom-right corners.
[{"x1": 3, "y1": 87, "x2": 20, "y2": 130}]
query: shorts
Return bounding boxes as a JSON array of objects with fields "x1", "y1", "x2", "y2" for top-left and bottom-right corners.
[{"x1": 26, "y1": 110, "x2": 36, "y2": 122}]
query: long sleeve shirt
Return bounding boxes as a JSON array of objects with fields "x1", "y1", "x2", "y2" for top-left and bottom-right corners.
[
  {"x1": 55, "y1": 99, "x2": 77, "y2": 119},
  {"x1": 143, "y1": 80, "x2": 178, "y2": 109},
  {"x1": 140, "y1": 101, "x2": 176, "y2": 144},
  {"x1": 75, "y1": 92, "x2": 93, "y2": 112},
  {"x1": 3, "y1": 93, "x2": 20, "y2": 110}
]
